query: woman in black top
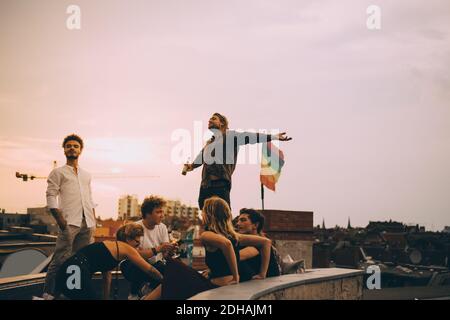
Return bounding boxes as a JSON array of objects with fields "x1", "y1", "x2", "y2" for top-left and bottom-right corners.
[
  {"x1": 144, "y1": 196, "x2": 272, "y2": 300},
  {"x1": 55, "y1": 223, "x2": 163, "y2": 300}
]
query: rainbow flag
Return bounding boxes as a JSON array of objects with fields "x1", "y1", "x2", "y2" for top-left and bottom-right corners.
[{"x1": 260, "y1": 141, "x2": 285, "y2": 191}]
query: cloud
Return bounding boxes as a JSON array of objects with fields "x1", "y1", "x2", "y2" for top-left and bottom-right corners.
[{"x1": 0, "y1": 137, "x2": 57, "y2": 171}]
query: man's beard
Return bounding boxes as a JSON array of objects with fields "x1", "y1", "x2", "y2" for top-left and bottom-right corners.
[{"x1": 66, "y1": 154, "x2": 78, "y2": 160}]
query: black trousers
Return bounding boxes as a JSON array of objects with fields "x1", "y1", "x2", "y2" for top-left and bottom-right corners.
[
  {"x1": 120, "y1": 260, "x2": 165, "y2": 295},
  {"x1": 198, "y1": 180, "x2": 231, "y2": 210},
  {"x1": 161, "y1": 259, "x2": 217, "y2": 300}
]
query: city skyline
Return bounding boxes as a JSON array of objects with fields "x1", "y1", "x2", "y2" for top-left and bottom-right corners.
[{"x1": 1, "y1": 0, "x2": 449, "y2": 231}]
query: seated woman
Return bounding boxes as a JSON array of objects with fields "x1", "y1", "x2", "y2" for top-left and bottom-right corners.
[
  {"x1": 144, "y1": 196, "x2": 272, "y2": 300},
  {"x1": 55, "y1": 223, "x2": 163, "y2": 300}
]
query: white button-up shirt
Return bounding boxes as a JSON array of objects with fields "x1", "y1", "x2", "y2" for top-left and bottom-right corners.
[{"x1": 46, "y1": 165, "x2": 97, "y2": 228}]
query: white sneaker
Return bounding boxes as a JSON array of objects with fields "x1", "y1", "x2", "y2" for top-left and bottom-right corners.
[
  {"x1": 139, "y1": 283, "x2": 152, "y2": 297},
  {"x1": 128, "y1": 294, "x2": 140, "y2": 300},
  {"x1": 282, "y1": 255, "x2": 305, "y2": 274},
  {"x1": 43, "y1": 293, "x2": 55, "y2": 300},
  {"x1": 33, "y1": 293, "x2": 55, "y2": 300}
]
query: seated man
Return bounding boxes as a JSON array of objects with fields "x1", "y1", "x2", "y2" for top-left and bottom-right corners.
[
  {"x1": 236, "y1": 208, "x2": 304, "y2": 280},
  {"x1": 120, "y1": 195, "x2": 177, "y2": 299}
]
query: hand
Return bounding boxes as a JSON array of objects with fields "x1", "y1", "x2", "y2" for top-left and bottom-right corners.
[
  {"x1": 151, "y1": 269, "x2": 163, "y2": 282},
  {"x1": 163, "y1": 245, "x2": 179, "y2": 259},
  {"x1": 274, "y1": 132, "x2": 292, "y2": 141},
  {"x1": 252, "y1": 273, "x2": 266, "y2": 280},
  {"x1": 186, "y1": 163, "x2": 194, "y2": 171},
  {"x1": 50, "y1": 208, "x2": 67, "y2": 231},
  {"x1": 157, "y1": 242, "x2": 177, "y2": 254},
  {"x1": 57, "y1": 217, "x2": 67, "y2": 231},
  {"x1": 201, "y1": 269, "x2": 210, "y2": 279},
  {"x1": 227, "y1": 277, "x2": 239, "y2": 285}
]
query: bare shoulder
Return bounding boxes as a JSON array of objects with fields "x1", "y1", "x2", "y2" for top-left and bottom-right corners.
[
  {"x1": 200, "y1": 230, "x2": 220, "y2": 241},
  {"x1": 103, "y1": 240, "x2": 130, "y2": 258},
  {"x1": 102, "y1": 240, "x2": 119, "y2": 251},
  {"x1": 200, "y1": 230, "x2": 215, "y2": 237}
]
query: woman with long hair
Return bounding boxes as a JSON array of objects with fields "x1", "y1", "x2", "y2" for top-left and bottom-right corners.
[
  {"x1": 144, "y1": 196, "x2": 272, "y2": 300},
  {"x1": 55, "y1": 223, "x2": 163, "y2": 300}
]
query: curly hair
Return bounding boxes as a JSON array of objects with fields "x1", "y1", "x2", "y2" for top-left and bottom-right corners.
[
  {"x1": 116, "y1": 223, "x2": 144, "y2": 242},
  {"x1": 62, "y1": 134, "x2": 84, "y2": 150},
  {"x1": 141, "y1": 195, "x2": 167, "y2": 219}
]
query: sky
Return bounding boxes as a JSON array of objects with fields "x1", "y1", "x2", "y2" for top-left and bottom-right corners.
[{"x1": 0, "y1": 0, "x2": 449, "y2": 230}]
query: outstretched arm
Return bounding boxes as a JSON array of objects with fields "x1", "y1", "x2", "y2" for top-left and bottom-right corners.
[
  {"x1": 273, "y1": 132, "x2": 292, "y2": 141},
  {"x1": 235, "y1": 131, "x2": 292, "y2": 146}
]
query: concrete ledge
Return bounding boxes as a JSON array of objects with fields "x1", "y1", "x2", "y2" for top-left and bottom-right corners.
[
  {"x1": 190, "y1": 268, "x2": 364, "y2": 300},
  {"x1": 1, "y1": 268, "x2": 365, "y2": 300}
]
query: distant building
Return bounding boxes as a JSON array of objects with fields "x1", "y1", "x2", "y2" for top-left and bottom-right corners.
[
  {"x1": 443, "y1": 226, "x2": 450, "y2": 234},
  {"x1": 118, "y1": 195, "x2": 141, "y2": 220},
  {"x1": 366, "y1": 220, "x2": 405, "y2": 233},
  {"x1": 381, "y1": 232, "x2": 407, "y2": 249},
  {"x1": 0, "y1": 213, "x2": 29, "y2": 230},
  {"x1": 261, "y1": 209, "x2": 314, "y2": 269},
  {"x1": 166, "y1": 199, "x2": 199, "y2": 221},
  {"x1": 95, "y1": 219, "x2": 123, "y2": 242},
  {"x1": 116, "y1": 195, "x2": 199, "y2": 225},
  {"x1": 0, "y1": 208, "x2": 59, "y2": 235}
]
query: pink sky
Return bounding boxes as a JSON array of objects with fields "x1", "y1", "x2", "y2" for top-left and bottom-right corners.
[{"x1": 1, "y1": 0, "x2": 449, "y2": 230}]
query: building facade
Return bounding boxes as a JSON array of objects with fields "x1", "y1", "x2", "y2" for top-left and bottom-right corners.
[
  {"x1": 166, "y1": 199, "x2": 199, "y2": 221},
  {"x1": 0, "y1": 213, "x2": 29, "y2": 230},
  {"x1": 118, "y1": 195, "x2": 141, "y2": 220}
]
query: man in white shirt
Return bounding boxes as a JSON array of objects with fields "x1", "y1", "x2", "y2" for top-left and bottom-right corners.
[
  {"x1": 43, "y1": 134, "x2": 96, "y2": 298},
  {"x1": 120, "y1": 195, "x2": 177, "y2": 299}
]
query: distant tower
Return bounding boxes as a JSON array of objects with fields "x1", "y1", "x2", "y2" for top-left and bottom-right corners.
[
  {"x1": 322, "y1": 218, "x2": 326, "y2": 230},
  {"x1": 347, "y1": 217, "x2": 352, "y2": 229},
  {"x1": 118, "y1": 195, "x2": 140, "y2": 220},
  {"x1": 53, "y1": 161, "x2": 57, "y2": 169}
]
